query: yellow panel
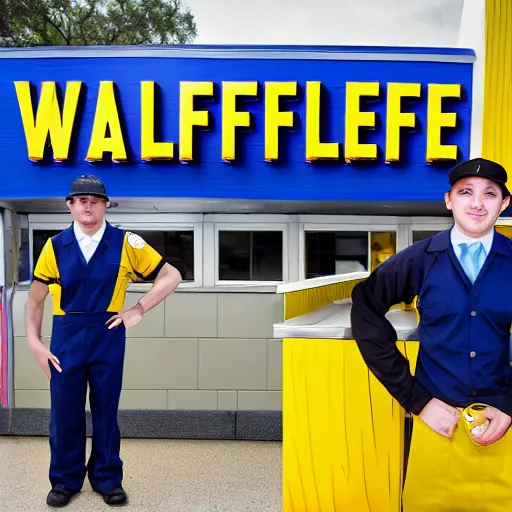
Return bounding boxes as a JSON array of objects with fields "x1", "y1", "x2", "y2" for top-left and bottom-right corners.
[
  {"x1": 370, "y1": 232, "x2": 396, "y2": 272},
  {"x1": 283, "y1": 279, "x2": 417, "y2": 320},
  {"x1": 283, "y1": 338, "x2": 420, "y2": 512},
  {"x1": 495, "y1": 225, "x2": 512, "y2": 239},
  {"x1": 283, "y1": 280, "x2": 366, "y2": 320},
  {"x1": 48, "y1": 283, "x2": 65, "y2": 316},
  {"x1": 482, "y1": 0, "x2": 512, "y2": 190}
]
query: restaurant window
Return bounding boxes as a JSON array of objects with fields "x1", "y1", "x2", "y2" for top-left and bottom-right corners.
[
  {"x1": 218, "y1": 230, "x2": 283, "y2": 282},
  {"x1": 370, "y1": 231, "x2": 396, "y2": 271},
  {"x1": 31, "y1": 229, "x2": 195, "y2": 282},
  {"x1": 304, "y1": 230, "x2": 396, "y2": 278},
  {"x1": 125, "y1": 230, "x2": 194, "y2": 282},
  {"x1": 32, "y1": 229, "x2": 61, "y2": 271},
  {"x1": 412, "y1": 230, "x2": 442, "y2": 244}
]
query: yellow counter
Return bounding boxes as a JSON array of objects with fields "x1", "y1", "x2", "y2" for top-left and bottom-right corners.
[{"x1": 275, "y1": 273, "x2": 420, "y2": 512}]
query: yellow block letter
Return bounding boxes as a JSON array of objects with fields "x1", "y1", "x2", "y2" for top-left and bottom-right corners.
[
  {"x1": 222, "y1": 81, "x2": 258, "y2": 161},
  {"x1": 141, "y1": 81, "x2": 174, "y2": 161},
  {"x1": 306, "y1": 81, "x2": 339, "y2": 161},
  {"x1": 14, "y1": 81, "x2": 82, "y2": 162},
  {"x1": 86, "y1": 81, "x2": 127, "y2": 162},
  {"x1": 426, "y1": 83, "x2": 461, "y2": 162},
  {"x1": 265, "y1": 82, "x2": 297, "y2": 161},
  {"x1": 385, "y1": 83, "x2": 421, "y2": 162},
  {"x1": 345, "y1": 82, "x2": 380, "y2": 161},
  {"x1": 179, "y1": 81, "x2": 213, "y2": 161}
]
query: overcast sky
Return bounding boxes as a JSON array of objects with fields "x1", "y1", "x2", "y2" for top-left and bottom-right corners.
[{"x1": 184, "y1": 0, "x2": 465, "y2": 47}]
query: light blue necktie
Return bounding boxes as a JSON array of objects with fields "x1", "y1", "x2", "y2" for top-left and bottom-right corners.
[{"x1": 458, "y1": 241, "x2": 485, "y2": 283}]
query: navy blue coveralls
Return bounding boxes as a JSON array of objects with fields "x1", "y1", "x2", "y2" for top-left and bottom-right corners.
[
  {"x1": 350, "y1": 227, "x2": 512, "y2": 416},
  {"x1": 33, "y1": 222, "x2": 164, "y2": 493}
]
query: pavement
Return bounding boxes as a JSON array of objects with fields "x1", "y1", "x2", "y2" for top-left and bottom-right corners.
[{"x1": 0, "y1": 436, "x2": 282, "y2": 511}]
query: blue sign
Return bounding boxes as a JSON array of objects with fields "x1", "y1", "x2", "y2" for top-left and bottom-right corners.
[{"x1": 0, "y1": 45, "x2": 474, "y2": 202}]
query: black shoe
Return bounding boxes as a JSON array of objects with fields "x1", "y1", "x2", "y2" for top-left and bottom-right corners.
[
  {"x1": 46, "y1": 486, "x2": 77, "y2": 507},
  {"x1": 94, "y1": 486, "x2": 128, "y2": 506}
]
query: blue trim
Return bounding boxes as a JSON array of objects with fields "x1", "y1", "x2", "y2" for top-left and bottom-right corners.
[
  {"x1": 0, "y1": 44, "x2": 475, "y2": 57},
  {"x1": 0, "y1": 49, "x2": 474, "y2": 203}
]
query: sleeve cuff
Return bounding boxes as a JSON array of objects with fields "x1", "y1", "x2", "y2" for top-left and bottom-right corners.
[
  {"x1": 502, "y1": 388, "x2": 512, "y2": 417},
  {"x1": 33, "y1": 275, "x2": 51, "y2": 285},
  {"x1": 138, "y1": 258, "x2": 165, "y2": 282},
  {"x1": 403, "y1": 381, "x2": 433, "y2": 415}
]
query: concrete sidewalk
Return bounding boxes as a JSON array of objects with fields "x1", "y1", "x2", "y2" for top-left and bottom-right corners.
[{"x1": 0, "y1": 437, "x2": 281, "y2": 511}]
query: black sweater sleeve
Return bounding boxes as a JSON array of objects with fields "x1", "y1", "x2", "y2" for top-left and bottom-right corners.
[
  {"x1": 350, "y1": 246, "x2": 433, "y2": 415},
  {"x1": 501, "y1": 379, "x2": 512, "y2": 417}
]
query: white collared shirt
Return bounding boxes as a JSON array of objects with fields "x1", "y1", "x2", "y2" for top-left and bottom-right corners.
[
  {"x1": 450, "y1": 225, "x2": 494, "y2": 264},
  {"x1": 73, "y1": 220, "x2": 106, "y2": 263}
]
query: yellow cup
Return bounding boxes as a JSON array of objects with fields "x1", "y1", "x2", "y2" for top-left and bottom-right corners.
[{"x1": 461, "y1": 403, "x2": 490, "y2": 442}]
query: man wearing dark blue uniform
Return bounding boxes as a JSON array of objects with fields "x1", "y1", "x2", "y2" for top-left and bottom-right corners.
[
  {"x1": 351, "y1": 158, "x2": 512, "y2": 511},
  {"x1": 25, "y1": 175, "x2": 182, "y2": 508}
]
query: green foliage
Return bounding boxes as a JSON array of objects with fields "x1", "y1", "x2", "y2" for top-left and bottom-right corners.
[{"x1": 0, "y1": 0, "x2": 197, "y2": 47}]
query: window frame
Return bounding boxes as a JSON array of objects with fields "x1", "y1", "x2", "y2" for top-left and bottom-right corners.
[
  {"x1": 22, "y1": 212, "x2": 467, "y2": 289},
  {"x1": 496, "y1": 217, "x2": 512, "y2": 227},
  {"x1": 212, "y1": 222, "x2": 289, "y2": 286},
  {"x1": 408, "y1": 217, "x2": 453, "y2": 246},
  {"x1": 27, "y1": 213, "x2": 203, "y2": 288},
  {"x1": 299, "y1": 222, "x2": 402, "y2": 281},
  {"x1": 112, "y1": 222, "x2": 203, "y2": 289},
  {"x1": 29, "y1": 222, "x2": 70, "y2": 282}
]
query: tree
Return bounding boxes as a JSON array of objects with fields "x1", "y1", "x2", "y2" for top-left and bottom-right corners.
[{"x1": 0, "y1": 0, "x2": 197, "y2": 47}]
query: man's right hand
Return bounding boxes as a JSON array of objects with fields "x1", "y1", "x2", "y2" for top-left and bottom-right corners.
[
  {"x1": 28, "y1": 341, "x2": 62, "y2": 379},
  {"x1": 419, "y1": 397, "x2": 460, "y2": 438}
]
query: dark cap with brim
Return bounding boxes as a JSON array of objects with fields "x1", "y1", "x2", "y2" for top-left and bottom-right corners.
[
  {"x1": 449, "y1": 157, "x2": 510, "y2": 198},
  {"x1": 65, "y1": 175, "x2": 109, "y2": 202}
]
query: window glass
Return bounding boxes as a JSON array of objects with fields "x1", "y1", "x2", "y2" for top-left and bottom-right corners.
[
  {"x1": 412, "y1": 230, "x2": 443, "y2": 244},
  {"x1": 305, "y1": 230, "x2": 397, "y2": 277},
  {"x1": 370, "y1": 231, "x2": 396, "y2": 271},
  {"x1": 32, "y1": 230, "x2": 61, "y2": 272},
  {"x1": 218, "y1": 230, "x2": 283, "y2": 281},
  {"x1": 127, "y1": 230, "x2": 194, "y2": 281},
  {"x1": 305, "y1": 231, "x2": 368, "y2": 278}
]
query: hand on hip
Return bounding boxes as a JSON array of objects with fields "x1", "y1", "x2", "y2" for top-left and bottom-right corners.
[{"x1": 419, "y1": 398, "x2": 460, "y2": 438}]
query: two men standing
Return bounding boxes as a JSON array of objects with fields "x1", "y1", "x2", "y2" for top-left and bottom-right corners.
[
  {"x1": 25, "y1": 175, "x2": 182, "y2": 507},
  {"x1": 26, "y1": 157, "x2": 512, "y2": 510}
]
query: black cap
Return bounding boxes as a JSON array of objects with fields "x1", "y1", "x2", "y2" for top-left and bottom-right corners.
[
  {"x1": 66, "y1": 175, "x2": 109, "y2": 202},
  {"x1": 449, "y1": 157, "x2": 510, "y2": 198}
]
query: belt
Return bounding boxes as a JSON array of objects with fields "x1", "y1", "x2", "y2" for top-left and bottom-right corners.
[{"x1": 54, "y1": 312, "x2": 117, "y2": 324}]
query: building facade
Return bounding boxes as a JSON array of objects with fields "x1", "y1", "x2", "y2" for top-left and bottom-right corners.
[{"x1": 1, "y1": 37, "x2": 506, "y2": 439}]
